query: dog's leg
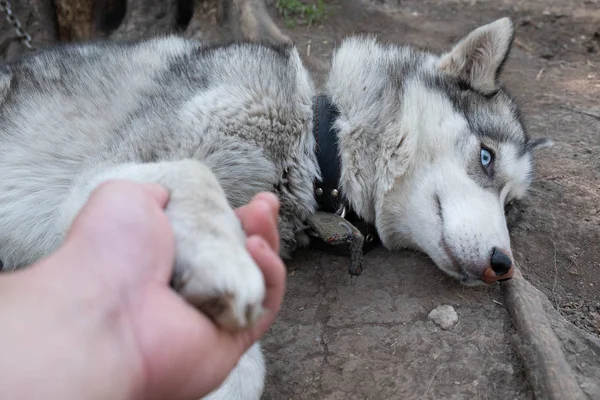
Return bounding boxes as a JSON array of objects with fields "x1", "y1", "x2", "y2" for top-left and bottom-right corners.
[
  {"x1": 203, "y1": 342, "x2": 265, "y2": 400},
  {"x1": 58, "y1": 159, "x2": 267, "y2": 331}
]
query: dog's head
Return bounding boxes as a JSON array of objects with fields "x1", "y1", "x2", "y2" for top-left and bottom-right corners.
[{"x1": 328, "y1": 18, "x2": 551, "y2": 285}]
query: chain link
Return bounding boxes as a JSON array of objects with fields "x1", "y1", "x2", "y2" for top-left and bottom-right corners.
[{"x1": 0, "y1": 0, "x2": 35, "y2": 50}]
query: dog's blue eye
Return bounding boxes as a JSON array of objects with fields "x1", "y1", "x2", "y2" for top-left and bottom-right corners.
[{"x1": 481, "y1": 148, "x2": 492, "y2": 167}]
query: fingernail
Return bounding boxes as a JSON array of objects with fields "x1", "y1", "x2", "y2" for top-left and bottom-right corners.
[
  {"x1": 251, "y1": 236, "x2": 272, "y2": 254},
  {"x1": 256, "y1": 192, "x2": 280, "y2": 211},
  {"x1": 143, "y1": 183, "x2": 170, "y2": 207},
  {"x1": 254, "y1": 236, "x2": 268, "y2": 250},
  {"x1": 261, "y1": 307, "x2": 274, "y2": 317}
]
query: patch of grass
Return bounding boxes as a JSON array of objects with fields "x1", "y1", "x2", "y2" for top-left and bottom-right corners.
[{"x1": 276, "y1": 0, "x2": 328, "y2": 28}]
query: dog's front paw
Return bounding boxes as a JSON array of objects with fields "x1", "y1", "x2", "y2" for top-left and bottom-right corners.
[{"x1": 171, "y1": 235, "x2": 266, "y2": 333}]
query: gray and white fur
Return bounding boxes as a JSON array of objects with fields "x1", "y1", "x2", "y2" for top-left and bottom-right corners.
[{"x1": 0, "y1": 18, "x2": 550, "y2": 399}]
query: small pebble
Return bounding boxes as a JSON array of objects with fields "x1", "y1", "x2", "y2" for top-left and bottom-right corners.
[{"x1": 427, "y1": 305, "x2": 459, "y2": 330}]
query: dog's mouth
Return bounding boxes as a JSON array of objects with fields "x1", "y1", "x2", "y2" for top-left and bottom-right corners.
[
  {"x1": 458, "y1": 273, "x2": 487, "y2": 286},
  {"x1": 440, "y1": 239, "x2": 513, "y2": 285},
  {"x1": 440, "y1": 239, "x2": 478, "y2": 284},
  {"x1": 436, "y1": 195, "x2": 514, "y2": 285},
  {"x1": 435, "y1": 194, "x2": 488, "y2": 285}
]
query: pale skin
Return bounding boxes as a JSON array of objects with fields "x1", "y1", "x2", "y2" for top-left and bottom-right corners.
[{"x1": 0, "y1": 180, "x2": 286, "y2": 400}]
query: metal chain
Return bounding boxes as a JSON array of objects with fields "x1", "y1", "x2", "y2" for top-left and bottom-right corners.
[{"x1": 0, "y1": 0, "x2": 35, "y2": 50}]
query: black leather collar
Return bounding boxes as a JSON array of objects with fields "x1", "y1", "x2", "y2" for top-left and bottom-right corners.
[
  {"x1": 312, "y1": 94, "x2": 380, "y2": 253},
  {"x1": 313, "y1": 94, "x2": 343, "y2": 214}
]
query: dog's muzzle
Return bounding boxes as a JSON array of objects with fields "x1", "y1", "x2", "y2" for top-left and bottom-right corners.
[{"x1": 482, "y1": 247, "x2": 514, "y2": 284}]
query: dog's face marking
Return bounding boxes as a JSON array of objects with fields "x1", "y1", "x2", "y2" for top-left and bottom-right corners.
[
  {"x1": 378, "y1": 82, "x2": 533, "y2": 284},
  {"x1": 328, "y1": 18, "x2": 553, "y2": 285}
]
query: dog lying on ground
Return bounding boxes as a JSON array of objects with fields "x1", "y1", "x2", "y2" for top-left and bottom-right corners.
[{"x1": 0, "y1": 17, "x2": 550, "y2": 399}]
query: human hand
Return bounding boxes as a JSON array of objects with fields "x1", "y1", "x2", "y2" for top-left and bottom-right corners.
[{"x1": 0, "y1": 180, "x2": 285, "y2": 400}]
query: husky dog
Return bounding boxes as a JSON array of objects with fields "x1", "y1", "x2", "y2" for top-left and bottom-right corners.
[{"x1": 0, "y1": 17, "x2": 549, "y2": 399}]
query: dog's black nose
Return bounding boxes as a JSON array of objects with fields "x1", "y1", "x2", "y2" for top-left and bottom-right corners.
[{"x1": 491, "y1": 247, "x2": 512, "y2": 276}]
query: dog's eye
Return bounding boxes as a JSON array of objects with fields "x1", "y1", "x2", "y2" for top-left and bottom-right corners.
[
  {"x1": 481, "y1": 148, "x2": 492, "y2": 167},
  {"x1": 479, "y1": 146, "x2": 495, "y2": 176}
]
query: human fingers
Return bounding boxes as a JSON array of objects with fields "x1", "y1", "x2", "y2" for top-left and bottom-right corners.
[
  {"x1": 235, "y1": 192, "x2": 280, "y2": 253},
  {"x1": 243, "y1": 235, "x2": 286, "y2": 343}
]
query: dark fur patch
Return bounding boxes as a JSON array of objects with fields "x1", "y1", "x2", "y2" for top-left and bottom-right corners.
[
  {"x1": 425, "y1": 74, "x2": 528, "y2": 152},
  {"x1": 194, "y1": 40, "x2": 294, "y2": 60},
  {"x1": 434, "y1": 193, "x2": 443, "y2": 223}
]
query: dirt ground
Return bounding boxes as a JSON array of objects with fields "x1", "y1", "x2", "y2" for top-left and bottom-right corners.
[
  {"x1": 257, "y1": 0, "x2": 600, "y2": 398},
  {"x1": 1, "y1": 0, "x2": 599, "y2": 398}
]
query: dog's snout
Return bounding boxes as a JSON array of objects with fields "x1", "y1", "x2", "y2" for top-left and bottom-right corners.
[{"x1": 481, "y1": 248, "x2": 514, "y2": 284}]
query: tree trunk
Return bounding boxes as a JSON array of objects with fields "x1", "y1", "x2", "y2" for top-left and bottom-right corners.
[
  {"x1": 1, "y1": 0, "x2": 290, "y2": 61},
  {"x1": 54, "y1": 0, "x2": 95, "y2": 40}
]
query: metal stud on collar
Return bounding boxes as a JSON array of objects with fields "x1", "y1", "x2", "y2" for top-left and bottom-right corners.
[
  {"x1": 315, "y1": 187, "x2": 323, "y2": 196},
  {"x1": 331, "y1": 189, "x2": 339, "y2": 198}
]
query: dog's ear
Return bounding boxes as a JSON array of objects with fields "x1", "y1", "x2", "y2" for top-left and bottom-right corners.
[
  {"x1": 526, "y1": 137, "x2": 553, "y2": 152},
  {"x1": 437, "y1": 18, "x2": 514, "y2": 94}
]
